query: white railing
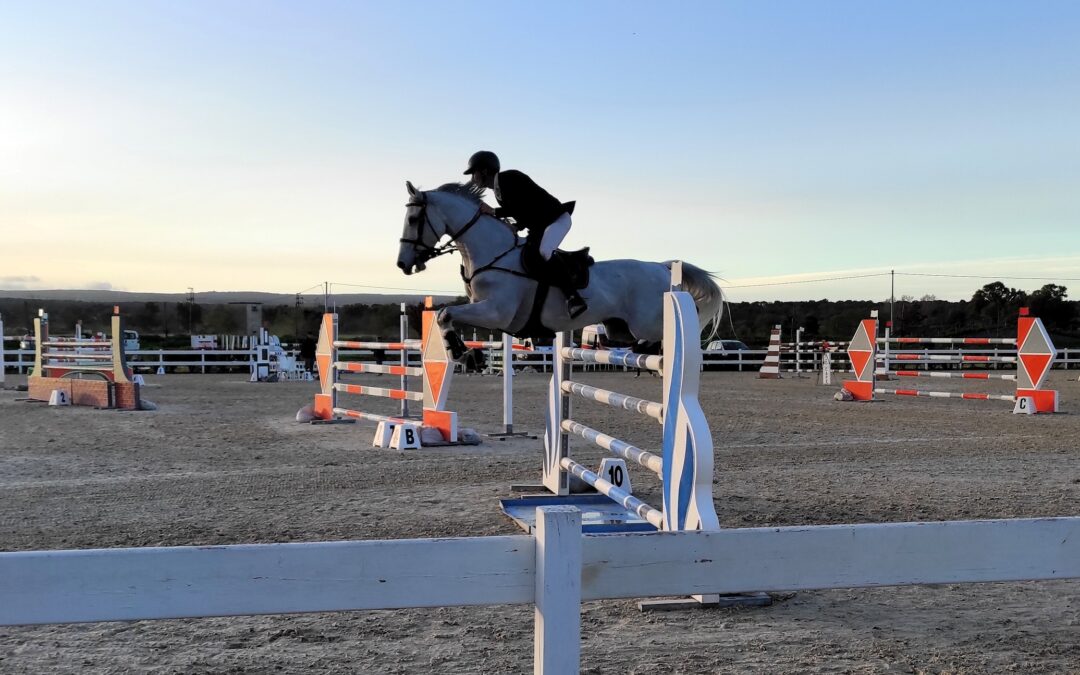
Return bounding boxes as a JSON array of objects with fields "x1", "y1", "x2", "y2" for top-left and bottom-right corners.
[
  {"x1": 1, "y1": 507, "x2": 1077, "y2": 674},
  {"x1": 4, "y1": 347, "x2": 1080, "y2": 375}
]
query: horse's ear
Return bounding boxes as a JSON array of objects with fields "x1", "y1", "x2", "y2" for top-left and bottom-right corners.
[{"x1": 406, "y1": 181, "x2": 419, "y2": 198}]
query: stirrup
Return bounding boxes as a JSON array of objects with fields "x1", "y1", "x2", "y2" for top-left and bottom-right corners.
[{"x1": 567, "y1": 297, "x2": 587, "y2": 320}]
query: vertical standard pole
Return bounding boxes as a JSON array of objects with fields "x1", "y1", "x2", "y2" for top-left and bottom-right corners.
[
  {"x1": 795, "y1": 327, "x2": 803, "y2": 376},
  {"x1": 533, "y1": 505, "x2": 582, "y2": 675},
  {"x1": 543, "y1": 332, "x2": 571, "y2": 495},
  {"x1": 890, "y1": 269, "x2": 895, "y2": 333},
  {"x1": 881, "y1": 322, "x2": 891, "y2": 378},
  {"x1": 33, "y1": 310, "x2": 47, "y2": 377},
  {"x1": 502, "y1": 332, "x2": 513, "y2": 433},
  {"x1": 399, "y1": 303, "x2": 409, "y2": 418}
]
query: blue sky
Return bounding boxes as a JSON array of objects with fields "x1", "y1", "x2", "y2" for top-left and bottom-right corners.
[{"x1": 2, "y1": 1, "x2": 1078, "y2": 301}]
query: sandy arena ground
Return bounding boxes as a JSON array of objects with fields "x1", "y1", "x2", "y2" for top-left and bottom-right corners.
[{"x1": 0, "y1": 368, "x2": 1077, "y2": 674}]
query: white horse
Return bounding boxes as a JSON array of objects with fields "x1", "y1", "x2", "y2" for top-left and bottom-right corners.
[{"x1": 397, "y1": 181, "x2": 723, "y2": 354}]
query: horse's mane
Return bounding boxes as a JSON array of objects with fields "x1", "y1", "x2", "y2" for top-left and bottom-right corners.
[{"x1": 434, "y1": 182, "x2": 487, "y2": 204}]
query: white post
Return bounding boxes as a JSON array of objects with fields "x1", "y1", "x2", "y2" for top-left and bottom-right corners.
[
  {"x1": 533, "y1": 505, "x2": 581, "y2": 675},
  {"x1": 502, "y1": 332, "x2": 513, "y2": 433},
  {"x1": 399, "y1": 303, "x2": 409, "y2": 418},
  {"x1": 543, "y1": 332, "x2": 571, "y2": 495},
  {"x1": 795, "y1": 327, "x2": 803, "y2": 375},
  {"x1": 881, "y1": 321, "x2": 891, "y2": 378}
]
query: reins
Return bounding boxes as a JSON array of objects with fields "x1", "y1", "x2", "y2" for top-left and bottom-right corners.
[{"x1": 402, "y1": 196, "x2": 530, "y2": 287}]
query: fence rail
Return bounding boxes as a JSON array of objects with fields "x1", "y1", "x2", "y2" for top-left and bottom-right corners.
[{"x1": 4, "y1": 347, "x2": 1080, "y2": 375}]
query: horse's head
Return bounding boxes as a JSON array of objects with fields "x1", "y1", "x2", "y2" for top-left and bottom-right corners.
[
  {"x1": 397, "y1": 181, "x2": 490, "y2": 275},
  {"x1": 397, "y1": 181, "x2": 447, "y2": 275}
]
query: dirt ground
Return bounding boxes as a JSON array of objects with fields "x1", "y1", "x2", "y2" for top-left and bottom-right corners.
[{"x1": 0, "y1": 368, "x2": 1077, "y2": 674}]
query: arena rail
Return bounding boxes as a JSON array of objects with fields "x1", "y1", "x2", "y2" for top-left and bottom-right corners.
[{"x1": 1, "y1": 507, "x2": 1077, "y2": 674}]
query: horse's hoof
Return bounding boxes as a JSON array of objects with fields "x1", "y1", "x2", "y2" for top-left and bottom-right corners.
[{"x1": 444, "y1": 332, "x2": 468, "y2": 360}]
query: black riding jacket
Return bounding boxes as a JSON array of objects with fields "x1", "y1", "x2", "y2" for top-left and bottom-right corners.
[{"x1": 492, "y1": 170, "x2": 571, "y2": 246}]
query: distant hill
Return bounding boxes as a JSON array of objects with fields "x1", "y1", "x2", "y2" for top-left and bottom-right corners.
[{"x1": 0, "y1": 289, "x2": 459, "y2": 306}]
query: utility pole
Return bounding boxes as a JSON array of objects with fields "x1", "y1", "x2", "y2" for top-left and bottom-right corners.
[
  {"x1": 187, "y1": 287, "x2": 195, "y2": 336},
  {"x1": 890, "y1": 270, "x2": 895, "y2": 335},
  {"x1": 294, "y1": 293, "x2": 302, "y2": 339}
]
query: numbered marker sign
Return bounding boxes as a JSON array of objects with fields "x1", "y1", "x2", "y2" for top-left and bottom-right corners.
[
  {"x1": 372, "y1": 421, "x2": 397, "y2": 448},
  {"x1": 1013, "y1": 396, "x2": 1035, "y2": 415},
  {"x1": 598, "y1": 458, "x2": 631, "y2": 495},
  {"x1": 389, "y1": 423, "x2": 421, "y2": 450},
  {"x1": 48, "y1": 390, "x2": 70, "y2": 407}
]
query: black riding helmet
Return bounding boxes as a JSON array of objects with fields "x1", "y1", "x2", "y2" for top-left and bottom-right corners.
[{"x1": 463, "y1": 150, "x2": 500, "y2": 175}]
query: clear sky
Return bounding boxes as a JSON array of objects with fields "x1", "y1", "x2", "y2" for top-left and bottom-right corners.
[{"x1": 2, "y1": 1, "x2": 1078, "y2": 301}]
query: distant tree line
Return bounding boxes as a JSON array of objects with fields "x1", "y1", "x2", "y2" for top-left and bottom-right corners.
[
  {"x1": 3, "y1": 282, "x2": 1077, "y2": 349},
  {"x1": 720, "y1": 283, "x2": 1078, "y2": 348}
]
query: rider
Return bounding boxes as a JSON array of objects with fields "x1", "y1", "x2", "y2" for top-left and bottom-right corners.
[{"x1": 463, "y1": 150, "x2": 588, "y2": 319}]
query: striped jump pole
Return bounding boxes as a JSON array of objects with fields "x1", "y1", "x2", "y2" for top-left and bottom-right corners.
[{"x1": 842, "y1": 308, "x2": 1059, "y2": 413}]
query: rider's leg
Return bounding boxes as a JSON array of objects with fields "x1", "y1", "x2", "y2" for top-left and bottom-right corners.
[{"x1": 539, "y1": 212, "x2": 572, "y2": 260}]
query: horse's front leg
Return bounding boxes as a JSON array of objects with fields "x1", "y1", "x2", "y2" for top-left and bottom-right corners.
[{"x1": 438, "y1": 298, "x2": 518, "y2": 359}]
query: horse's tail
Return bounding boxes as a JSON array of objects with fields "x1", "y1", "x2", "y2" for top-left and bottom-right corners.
[{"x1": 668, "y1": 261, "x2": 725, "y2": 343}]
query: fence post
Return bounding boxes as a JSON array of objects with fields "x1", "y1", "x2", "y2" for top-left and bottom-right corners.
[{"x1": 533, "y1": 505, "x2": 581, "y2": 675}]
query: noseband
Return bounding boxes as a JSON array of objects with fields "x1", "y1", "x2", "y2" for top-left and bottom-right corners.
[{"x1": 400, "y1": 198, "x2": 483, "y2": 265}]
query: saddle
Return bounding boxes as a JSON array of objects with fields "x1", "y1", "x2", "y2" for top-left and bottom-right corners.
[{"x1": 521, "y1": 245, "x2": 594, "y2": 290}]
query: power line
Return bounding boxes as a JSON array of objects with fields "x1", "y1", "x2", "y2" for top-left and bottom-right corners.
[
  {"x1": 724, "y1": 272, "x2": 889, "y2": 289},
  {"x1": 328, "y1": 281, "x2": 462, "y2": 295},
  {"x1": 897, "y1": 272, "x2": 1080, "y2": 282}
]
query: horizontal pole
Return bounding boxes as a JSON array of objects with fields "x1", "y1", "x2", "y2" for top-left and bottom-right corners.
[
  {"x1": 883, "y1": 337, "x2": 1016, "y2": 345},
  {"x1": 333, "y1": 383, "x2": 424, "y2": 402},
  {"x1": 562, "y1": 420, "x2": 664, "y2": 475},
  {"x1": 894, "y1": 371, "x2": 1016, "y2": 381},
  {"x1": 561, "y1": 348, "x2": 662, "y2": 372},
  {"x1": 43, "y1": 353, "x2": 113, "y2": 360},
  {"x1": 40, "y1": 365, "x2": 113, "y2": 372},
  {"x1": 874, "y1": 388, "x2": 1015, "y2": 402},
  {"x1": 334, "y1": 340, "x2": 420, "y2": 351},
  {"x1": 332, "y1": 407, "x2": 417, "y2": 425},
  {"x1": 887, "y1": 354, "x2": 1017, "y2": 363},
  {"x1": 463, "y1": 340, "x2": 503, "y2": 350},
  {"x1": 560, "y1": 458, "x2": 665, "y2": 529},
  {"x1": 335, "y1": 361, "x2": 422, "y2": 377},
  {"x1": 561, "y1": 381, "x2": 663, "y2": 421},
  {"x1": 42, "y1": 340, "x2": 111, "y2": 347}
]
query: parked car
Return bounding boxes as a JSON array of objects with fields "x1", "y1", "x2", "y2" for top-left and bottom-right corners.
[{"x1": 705, "y1": 339, "x2": 750, "y2": 353}]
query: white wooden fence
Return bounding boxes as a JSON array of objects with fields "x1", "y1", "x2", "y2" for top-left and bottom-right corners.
[
  {"x1": 4, "y1": 346, "x2": 1080, "y2": 376},
  {"x1": 1, "y1": 507, "x2": 1077, "y2": 674}
]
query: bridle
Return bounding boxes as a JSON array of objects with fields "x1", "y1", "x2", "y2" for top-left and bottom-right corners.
[
  {"x1": 400, "y1": 191, "x2": 530, "y2": 287},
  {"x1": 399, "y1": 196, "x2": 483, "y2": 266}
]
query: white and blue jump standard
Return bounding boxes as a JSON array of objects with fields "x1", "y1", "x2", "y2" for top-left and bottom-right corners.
[{"x1": 502, "y1": 262, "x2": 719, "y2": 535}]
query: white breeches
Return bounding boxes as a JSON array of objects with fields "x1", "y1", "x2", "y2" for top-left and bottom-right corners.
[{"x1": 539, "y1": 212, "x2": 572, "y2": 260}]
